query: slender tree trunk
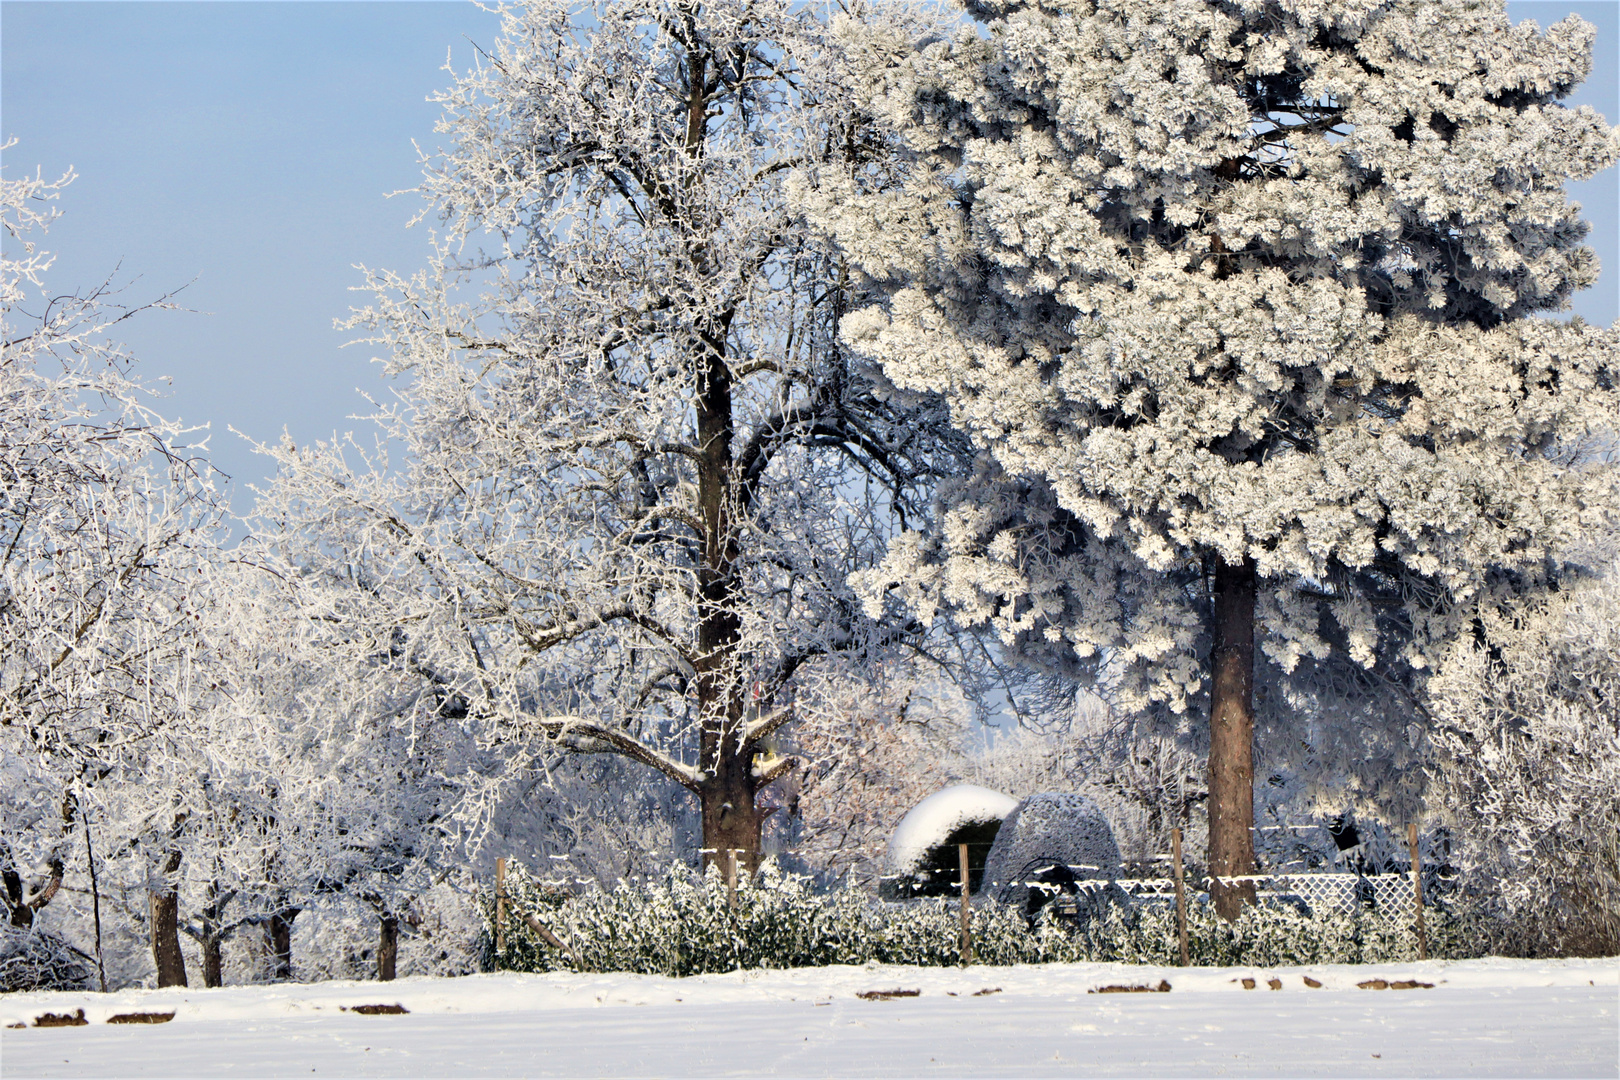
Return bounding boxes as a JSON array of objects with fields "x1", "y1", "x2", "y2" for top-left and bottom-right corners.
[
  {"x1": 1208, "y1": 555, "x2": 1258, "y2": 922},
  {"x1": 151, "y1": 846, "x2": 188, "y2": 988},
  {"x1": 2, "y1": 863, "x2": 33, "y2": 928},
  {"x1": 267, "y1": 906, "x2": 298, "y2": 981},
  {"x1": 199, "y1": 880, "x2": 226, "y2": 988},
  {"x1": 377, "y1": 914, "x2": 399, "y2": 981},
  {"x1": 84, "y1": 813, "x2": 108, "y2": 992},
  {"x1": 202, "y1": 936, "x2": 223, "y2": 988}
]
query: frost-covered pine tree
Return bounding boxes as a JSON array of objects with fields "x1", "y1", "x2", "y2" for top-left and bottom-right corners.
[
  {"x1": 259, "y1": 0, "x2": 967, "y2": 865},
  {"x1": 801, "y1": 0, "x2": 1619, "y2": 917}
]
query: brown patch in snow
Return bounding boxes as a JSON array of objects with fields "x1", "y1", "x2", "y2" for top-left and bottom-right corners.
[
  {"x1": 343, "y1": 1003, "x2": 410, "y2": 1015},
  {"x1": 107, "y1": 1011, "x2": 175, "y2": 1025},
  {"x1": 33, "y1": 1009, "x2": 87, "y2": 1027},
  {"x1": 1091, "y1": 980, "x2": 1171, "y2": 994}
]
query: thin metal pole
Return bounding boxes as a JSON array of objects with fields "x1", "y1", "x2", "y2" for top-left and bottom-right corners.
[{"x1": 1172, "y1": 827, "x2": 1189, "y2": 967}]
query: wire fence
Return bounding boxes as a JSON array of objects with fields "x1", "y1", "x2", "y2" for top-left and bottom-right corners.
[
  {"x1": 868, "y1": 819, "x2": 1450, "y2": 923},
  {"x1": 501, "y1": 851, "x2": 1441, "y2": 922},
  {"x1": 1071, "y1": 872, "x2": 1430, "y2": 921}
]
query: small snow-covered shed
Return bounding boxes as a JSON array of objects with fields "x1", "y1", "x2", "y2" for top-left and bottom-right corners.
[
  {"x1": 979, "y1": 793, "x2": 1121, "y2": 913},
  {"x1": 882, "y1": 785, "x2": 1018, "y2": 899}
]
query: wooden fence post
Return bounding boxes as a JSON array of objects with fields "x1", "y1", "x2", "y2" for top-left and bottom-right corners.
[
  {"x1": 958, "y1": 842, "x2": 973, "y2": 966},
  {"x1": 495, "y1": 856, "x2": 507, "y2": 959},
  {"x1": 1408, "y1": 824, "x2": 1428, "y2": 961},
  {"x1": 1172, "y1": 827, "x2": 1190, "y2": 967}
]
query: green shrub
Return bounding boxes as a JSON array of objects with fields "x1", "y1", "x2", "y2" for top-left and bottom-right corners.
[{"x1": 481, "y1": 860, "x2": 1484, "y2": 976}]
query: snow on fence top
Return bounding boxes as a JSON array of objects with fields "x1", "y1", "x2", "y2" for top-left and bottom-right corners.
[{"x1": 886, "y1": 784, "x2": 1019, "y2": 875}]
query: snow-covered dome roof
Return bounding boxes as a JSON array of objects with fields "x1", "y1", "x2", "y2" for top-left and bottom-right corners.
[{"x1": 886, "y1": 784, "x2": 1019, "y2": 875}]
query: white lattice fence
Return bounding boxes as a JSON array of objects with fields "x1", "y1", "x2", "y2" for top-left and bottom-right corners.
[
  {"x1": 1048, "y1": 871, "x2": 1424, "y2": 919},
  {"x1": 1264, "y1": 873, "x2": 1421, "y2": 920},
  {"x1": 992, "y1": 866, "x2": 1426, "y2": 920}
]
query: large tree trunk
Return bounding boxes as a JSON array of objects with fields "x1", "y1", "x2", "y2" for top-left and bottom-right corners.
[
  {"x1": 267, "y1": 906, "x2": 298, "y2": 981},
  {"x1": 700, "y1": 757, "x2": 762, "y2": 874},
  {"x1": 1208, "y1": 555, "x2": 1258, "y2": 922},
  {"x1": 688, "y1": 107, "x2": 762, "y2": 865},
  {"x1": 151, "y1": 847, "x2": 189, "y2": 988},
  {"x1": 692, "y1": 325, "x2": 758, "y2": 866},
  {"x1": 377, "y1": 914, "x2": 398, "y2": 981}
]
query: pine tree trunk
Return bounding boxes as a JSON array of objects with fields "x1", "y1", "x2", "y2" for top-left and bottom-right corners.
[
  {"x1": 151, "y1": 847, "x2": 188, "y2": 988},
  {"x1": 1208, "y1": 555, "x2": 1258, "y2": 922},
  {"x1": 377, "y1": 914, "x2": 398, "y2": 981}
]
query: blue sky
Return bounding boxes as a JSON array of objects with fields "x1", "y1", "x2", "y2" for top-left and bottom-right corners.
[{"x1": 2, "y1": 1, "x2": 1616, "y2": 508}]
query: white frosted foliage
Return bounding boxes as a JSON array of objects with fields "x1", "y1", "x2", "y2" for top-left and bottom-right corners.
[
  {"x1": 249, "y1": 0, "x2": 972, "y2": 862},
  {"x1": 799, "y1": 0, "x2": 1620, "y2": 806}
]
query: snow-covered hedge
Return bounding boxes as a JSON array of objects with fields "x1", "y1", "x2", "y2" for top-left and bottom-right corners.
[{"x1": 485, "y1": 861, "x2": 1480, "y2": 976}]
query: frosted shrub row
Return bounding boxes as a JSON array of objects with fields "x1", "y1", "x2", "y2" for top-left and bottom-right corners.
[{"x1": 484, "y1": 862, "x2": 1475, "y2": 976}]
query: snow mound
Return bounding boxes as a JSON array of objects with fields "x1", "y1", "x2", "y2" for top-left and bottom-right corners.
[
  {"x1": 886, "y1": 784, "x2": 1018, "y2": 874},
  {"x1": 980, "y1": 793, "x2": 1121, "y2": 905}
]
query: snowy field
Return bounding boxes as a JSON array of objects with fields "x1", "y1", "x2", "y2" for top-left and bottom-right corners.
[{"x1": 1, "y1": 958, "x2": 1614, "y2": 1078}]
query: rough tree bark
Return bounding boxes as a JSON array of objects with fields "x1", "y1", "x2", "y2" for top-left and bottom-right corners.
[
  {"x1": 1207, "y1": 556, "x2": 1258, "y2": 922},
  {"x1": 1, "y1": 794, "x2": 73, "y2": 928},
  {"x1": 150, "y1": 839, "x2": 188, "y2": 988},
  {"x1": 377, "y1": 914, "x2": 399, "y2": 981},
  {"x1": 692, "y1": 276, "x2": 760, "y2": 868},
  {"x1": 200, "y1": 880, "x2": 227, "y2": 989},
  {"x1": 202, "y1": 937, "x2": 223, "y2": 989},
  {"x1": 267, "y1": 905, "x2": 299, "y2": 982}
]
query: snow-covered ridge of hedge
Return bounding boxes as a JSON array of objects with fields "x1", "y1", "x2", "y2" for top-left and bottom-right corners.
[{"x1": 486, "y1": 861, "x2": 1476, "y2": 977}]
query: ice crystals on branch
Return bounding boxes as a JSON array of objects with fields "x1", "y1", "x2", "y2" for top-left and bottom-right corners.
[{"x1": 255, "y1": 0, "x2": 974, "y2": 862}]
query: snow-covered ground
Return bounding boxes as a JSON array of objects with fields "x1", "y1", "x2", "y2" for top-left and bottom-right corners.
[{"x1": 2, "y1": 957, "x2": 1614, "y2": 1077}]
